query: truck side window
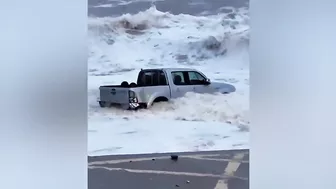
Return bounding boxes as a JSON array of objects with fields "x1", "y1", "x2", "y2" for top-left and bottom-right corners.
[
  {"x1": 188, "y1": 71, "x2": 206, "y2": 85},
  {"x1": 171, "y1": 72, "x2": 186, "y2": 85}
]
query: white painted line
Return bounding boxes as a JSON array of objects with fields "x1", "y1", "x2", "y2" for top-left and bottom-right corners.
[
  {"x1": 214, "y1": 180, "x2": 228, "y2": 189},
  {"x1": 214, "y1": 153, "x2": 245, "y2": 189},
  {"x1": 186, "y1": 156, "x2": 249, "y2": 163},
  {"x1": 224, "y1": 153, "x2": 244, "y2": 176},
  {"x1": 89, "y1": 165, "x2": 223, "y2": 178},
  {"x1": 88, "y1": 166, "x2": 248, "y2": 180},
  {"x1": 88, "y1": 154, "x2": 222, "y2": 165},
  {"x1": 89, "y1": 152, "x2": 249, "y2": 166}
]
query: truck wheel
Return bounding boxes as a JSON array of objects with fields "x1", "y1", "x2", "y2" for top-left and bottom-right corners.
[
  {"x1": 139, "y1": 103, "x2": 147, "y2": 109},
  {"x1": 129, "y1": 82, "x2": 137, "y2": 87},
  {"x1": 151, "y1": 97, "x2": 169, "y2": 107},
  {"x1": 99, "y1": 101, "x2": 106, "y2": 108},
  {"x1": 121, "y1": 81, "x2": 129, "y2": 87}
]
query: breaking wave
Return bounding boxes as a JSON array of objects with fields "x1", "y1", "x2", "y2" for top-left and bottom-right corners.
[
  {"x1": 88, "y1": 6, "x2": 249, "y2": 70},
  {"x1": 88, "y1": 6, "x2": 250, "y2": 127},
  {"x1": 89, "y1": 92, "x2": 249, "y2": 127}
]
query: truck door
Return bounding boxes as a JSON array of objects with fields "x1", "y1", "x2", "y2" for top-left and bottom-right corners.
[
  {"x1": 187, "y1": 71, "x2": 216, "y2": 94},
  {"x1": 170, "y1": 71, "x2": 194, "y2": 98}
]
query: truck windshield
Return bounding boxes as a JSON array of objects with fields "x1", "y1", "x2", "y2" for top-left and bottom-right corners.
[{"x1": 137, "y1": 70, "x2": 167, "y2": 86}]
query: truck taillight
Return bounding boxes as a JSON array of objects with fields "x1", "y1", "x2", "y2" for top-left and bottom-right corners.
[
  {"x1": 129, "y1": 90, "x2": 136, "y2": 98},
  {"x1": 129, "y1": 90, "x2": 138, "y2": 103}
]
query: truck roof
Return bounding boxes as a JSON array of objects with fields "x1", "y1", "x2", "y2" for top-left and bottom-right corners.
[{"x1": 141, "y1": 67, "x2": 199, "y2": 72}]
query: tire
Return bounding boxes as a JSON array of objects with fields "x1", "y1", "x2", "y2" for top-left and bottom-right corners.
[
  {"x1": 151, "y1": 97, "x2": 169, "y2": 107},
  {"x1": 129, "y1": 82, "x2": 137, "y2": 87},
  {"x1": 99, "y1": 101, "x2": 106, "y2": 108},
  {"x1": 139, "y1": 103, "x2": 148, "y2": 109},
  {"x1": 121, "y1": 81, "x2": 129, "y2": 87}
]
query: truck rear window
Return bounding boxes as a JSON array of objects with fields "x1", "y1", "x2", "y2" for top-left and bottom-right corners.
[{"x1": 137, "y1": 70, "x2": 168, "y2": 86}]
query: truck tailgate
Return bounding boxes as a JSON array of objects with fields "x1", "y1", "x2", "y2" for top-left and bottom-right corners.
[{"x1": 99, "y1": 86, "x2": 129, "y2": 104}]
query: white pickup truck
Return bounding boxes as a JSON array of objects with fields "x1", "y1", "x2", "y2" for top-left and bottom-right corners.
[{"x1": 98, "y1": 68, "x2": 236, "y2": 110}]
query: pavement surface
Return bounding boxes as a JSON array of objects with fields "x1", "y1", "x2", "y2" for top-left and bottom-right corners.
[{"x1": 88, "y1": 149, "x2": 249, "y2": 189}]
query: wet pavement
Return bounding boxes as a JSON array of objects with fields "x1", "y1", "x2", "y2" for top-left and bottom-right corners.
[{"x1": 88, "y1": 149, "x2": 249, "y2": 189}]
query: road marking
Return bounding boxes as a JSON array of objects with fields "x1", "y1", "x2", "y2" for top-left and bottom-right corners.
[
  {"x1": 88, "y1": 165, "x2": 248, "y2": 180},
  {"x1": 89, "y1": 153, "x2": 249, "y2": 166},
  {"x1": 186, "y1": 156, "x2": 249, "y2": 163},
  {"x1": 214, "y1": 153, "x2": 245, "y2": 189},
  {"x1": 88, "y1": 154, "x2": 221, "y2": 165},
  {"x1": 214, "y1": 180, "x2": 227, "y2": 189}
]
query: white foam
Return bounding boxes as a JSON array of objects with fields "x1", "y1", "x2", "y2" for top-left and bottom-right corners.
[
  {"x1": 88, "y1": 6, "x2": 250, "y2": 155},
  {"x1": 92, "y1": 4, "x2": 115, "y2": 8},
  {"x1": 88, "y1": 118, "x2": 249, "y2": 156},
  {"x1": 91, "y1": 0, "x2": 166, "y2": 8}
]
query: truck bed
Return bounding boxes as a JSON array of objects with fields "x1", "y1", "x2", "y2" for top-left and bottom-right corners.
[
  {"x1": 100, "y1": 85, "x2": 133, "y2": 88},
  {"x1": 100, "y1": 82, "x2": 139, "y2": 88}
]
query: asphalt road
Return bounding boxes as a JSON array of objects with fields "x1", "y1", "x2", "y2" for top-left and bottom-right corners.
[{"x1": 88, "y1": 149, "x2": 249, "y2": 189}]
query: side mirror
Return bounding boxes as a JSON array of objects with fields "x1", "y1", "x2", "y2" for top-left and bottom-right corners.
[{"x1": 204, "y1": 78, "x2": 211, "y2": 85}]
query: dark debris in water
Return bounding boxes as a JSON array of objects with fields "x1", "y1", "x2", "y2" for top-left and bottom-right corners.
[
  {"x1": 121, "y1": 131, "x2": 137, "y2": 135},
  {"x1": 174, "y1": 54, "x2": 189, "y2": 63},
  {"x1": 175, "y1": 117, "x2": 204, "y2": 122},
  {"x1": 226, "y1": 12, "x2": 237, "y2": 19},
  {"x1": 116, "y1": 19, "x2": 154, "y2": 35},
  {"x1": 237, "y1": 124, "x2": 249, "y2": 132},
  {"x1": 125, "y1": 29, "x2": 146, "y2": 35},
  {"x1": 88, "y1": 68, "x2": 98, "y2": 73},
  {"x1": 147, "y1": 62, "x2": 164, "y2": 66},
  {"x1": 119, "y1": 19, "x2": 149, "y2": 30},
  {"x1": 232, "y1": 143, "x2": 244, "y2": 147},
  {"x1": 105, "y1": 38, "x2": 115, "y2": 45},
  {"x1": 204, "y1": 36, "x2": 222, "y2": 50},
  {"x1": 187, "y1": 36, "x2": 200, "y2": 39},
  {"x1": 187, "y1": 36, "x2": 228, "y2": 60}
]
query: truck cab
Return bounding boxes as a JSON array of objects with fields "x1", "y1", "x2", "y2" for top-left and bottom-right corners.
[{"x1": 98, "y1": 68, "x2": 236, "y2": 110}]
